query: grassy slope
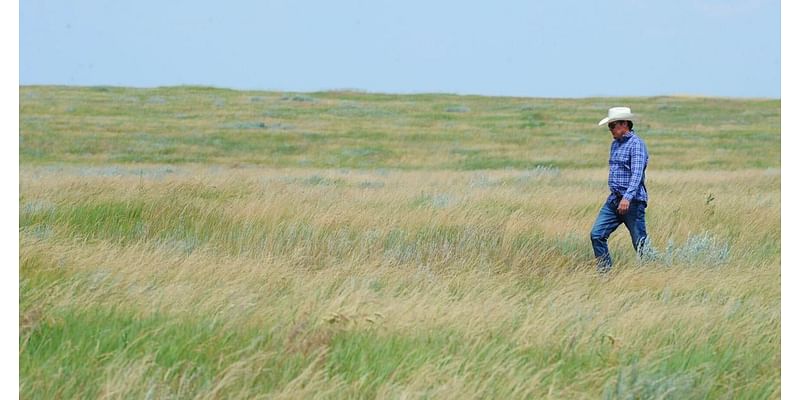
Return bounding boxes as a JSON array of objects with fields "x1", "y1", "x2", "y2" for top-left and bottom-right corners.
[{"x1": 20, "y1": 86, "x2": 780, "y2": 399}]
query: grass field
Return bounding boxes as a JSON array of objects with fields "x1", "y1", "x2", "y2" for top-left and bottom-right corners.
[{"x1": 19, "y1": 86, "x2": 780, "y2": 399}]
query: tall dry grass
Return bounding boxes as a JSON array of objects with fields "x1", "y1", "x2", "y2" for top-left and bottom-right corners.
[
  {"x1": 20, "y1": 86, "x2": 780, "y2": 398},
  {"x1": 20, "y1": 164, "x2": 779, "y2": 398}
]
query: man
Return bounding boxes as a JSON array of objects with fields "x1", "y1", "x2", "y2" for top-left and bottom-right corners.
[{"x1": 590, "y1": 106, "x2": 649, "y2": 273}]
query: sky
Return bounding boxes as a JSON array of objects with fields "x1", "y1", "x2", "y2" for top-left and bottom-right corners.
[{"x1": 19, "y1": 0, "x2": 780, "y2": 98}]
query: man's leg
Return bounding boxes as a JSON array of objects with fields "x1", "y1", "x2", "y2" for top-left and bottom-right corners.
[
  {"x1": 590, "y1": 199, "x2": 622, "y2": 273},
  {"x1": 622, "y1": 201, "x2": 649, "y2": 257}
]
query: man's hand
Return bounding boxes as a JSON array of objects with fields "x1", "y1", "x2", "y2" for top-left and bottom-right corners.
[{"x1": 617, "y1": 198, "x2": 630, "y2": 215}]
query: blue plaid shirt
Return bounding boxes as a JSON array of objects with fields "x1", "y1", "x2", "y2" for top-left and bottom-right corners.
[{"x1": 608, "y1": 130, "x2": 649, "y2": 203}]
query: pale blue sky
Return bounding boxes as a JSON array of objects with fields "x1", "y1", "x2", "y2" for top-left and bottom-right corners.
[{"x1": 20, "y1": 0, "x2": 780, "y2": 98}]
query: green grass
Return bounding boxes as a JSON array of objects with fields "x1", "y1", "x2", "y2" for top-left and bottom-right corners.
[
  {"x1": 20, "y1": 86, "x2": 779, "y2": 170},
  {"x1": 19, "y1": 86, "x2": 780, "y2": 399},
  {"x1": 21, "y1": 306, "x2": 313, "y2": 399}
]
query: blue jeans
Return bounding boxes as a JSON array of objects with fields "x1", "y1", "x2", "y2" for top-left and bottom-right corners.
[{"x1": 590, "y1": 197, "x2": 648, "y2": 272}]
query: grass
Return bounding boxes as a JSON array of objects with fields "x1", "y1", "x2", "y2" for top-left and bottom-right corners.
[
  {"x1": 19, "y1": 86, "x2": 780, "y2": 399},
  {"x1": 20, "y1": 86, "x2": 779, "y2": 169}
]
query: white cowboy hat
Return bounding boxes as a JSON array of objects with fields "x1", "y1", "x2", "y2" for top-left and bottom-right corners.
[{"x1": 598, "y1": 106, "x2": 637, "y2": 126}]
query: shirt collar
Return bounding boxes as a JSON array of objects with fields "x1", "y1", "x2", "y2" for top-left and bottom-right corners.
[{"x1": 615, "y1": 130, "x2": 635, "y2": 143}]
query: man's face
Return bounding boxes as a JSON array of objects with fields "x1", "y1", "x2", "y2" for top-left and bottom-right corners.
[{"x1": 608, "y1": 121, "x2": 629, "y2": 140}]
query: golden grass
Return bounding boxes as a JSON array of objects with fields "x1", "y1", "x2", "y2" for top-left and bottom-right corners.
[
  {"x1": 20, "y1": 164, "x2": 779, "y2": 397},
  {"x1": 19, "y1": 87, "x2": 780, "y2": 397}
]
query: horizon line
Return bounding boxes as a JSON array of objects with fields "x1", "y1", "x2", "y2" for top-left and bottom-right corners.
[{"x1": 18, "y1": 83, "x2": 781, "y2": 101}]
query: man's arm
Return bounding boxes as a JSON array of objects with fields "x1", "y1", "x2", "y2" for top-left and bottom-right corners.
[
  {"x1": 618, "y1": 139, "x2": 647, "y2": 214},
  {"x1": 623, "y1": 139, "x2": 647, "y2": 201}
]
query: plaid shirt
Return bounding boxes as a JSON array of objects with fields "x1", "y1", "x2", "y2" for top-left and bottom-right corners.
[{"x1": 608, "y1": 130, "x2": 649, "y2": 203}]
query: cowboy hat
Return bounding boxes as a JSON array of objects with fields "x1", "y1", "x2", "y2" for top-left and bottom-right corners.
[{"x1": 598, "y1": 106, "x2": 637, "y2": 126}]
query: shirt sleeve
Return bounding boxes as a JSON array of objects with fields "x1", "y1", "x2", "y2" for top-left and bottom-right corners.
[{"x1": 623, "y1": 139, "x2": 647, "y2": 201}]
